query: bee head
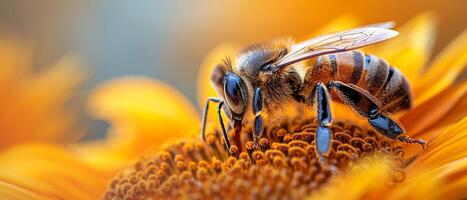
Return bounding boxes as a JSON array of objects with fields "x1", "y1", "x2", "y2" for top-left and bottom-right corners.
[{"x1": 223, "y1": 72, "x2": 248, "y2": 121}]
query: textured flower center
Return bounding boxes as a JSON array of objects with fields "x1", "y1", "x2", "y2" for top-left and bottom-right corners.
[{"x1": 103, "y1": 118, "x2": 406, "y2": 200}]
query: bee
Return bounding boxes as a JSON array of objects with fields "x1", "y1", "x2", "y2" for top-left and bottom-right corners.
[{"x1": 200, "y1": 23, "x2": 426, "y2": 160}]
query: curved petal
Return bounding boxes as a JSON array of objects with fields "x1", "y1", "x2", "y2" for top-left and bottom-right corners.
[
  {"x1": 400, "y1": 82, "x2": 467, "y2": 137},
  {"x1": 365, "y1": 12, "x2": 437, "y2": 85},
  {"x1": 82, "y1": 77, "x2": 199, "y2": 170},
  {"x1": 0, "y1": 143, "x2": 111, "y2": 200},
  {"x1": 414, "y1": 29, "x2": 467, "y2": 105}
]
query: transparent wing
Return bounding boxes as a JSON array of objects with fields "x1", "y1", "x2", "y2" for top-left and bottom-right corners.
[{"x1": 274, "y1": 26, "x2": 398, "y2": 69}]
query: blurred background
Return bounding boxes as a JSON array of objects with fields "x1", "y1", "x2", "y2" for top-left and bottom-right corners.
[{"x1": 0, "y1": 0, "x2": 465, "y2": 138}]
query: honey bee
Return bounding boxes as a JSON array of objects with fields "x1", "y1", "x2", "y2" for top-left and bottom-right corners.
[{"x1": 200, "y1": 23, "x2": 426, "y2": 159}]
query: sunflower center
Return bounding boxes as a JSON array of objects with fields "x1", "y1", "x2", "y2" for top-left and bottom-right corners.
[{"x1": 103, "y1": 118, "x2": 406, "y2": 200}]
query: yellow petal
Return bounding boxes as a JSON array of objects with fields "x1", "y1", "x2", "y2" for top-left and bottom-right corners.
[
  {"x1": 365, "y1": 12, "x2": 437, "y2": 85},
  {"x1": 394, "y1": 118, "x2": 467, "y2": 199},
  {"x1": 0, "y1": 181, "x2": 45, "y2": 200},
  {"x1": 0, "y1": 37, "x2": 85, "y2": 151},
  {"x1": 384, "y1": 158, "x2": 467, "y2": 200},
  {"x1": 414, "y1": 29, "x2": 467, "y2": 105},
  {"x1": 403, "y1": 123, "x2": 453, "y2": 158},
  {"x1": 385, "y1": 168, "x2": 442, "y2": 200},
  {"x1": 310, "y1": 156, "x2": 392, "y2": 200},
  {"x1": 21, "y1": 55, "x2": 86, "y2": 141},
  {"x1": 0, "y1": 143, "x2": 111, "y2": 200},
  {"x1": 408, "y1": 117, "x2": 467, "y2": 170},
  {"x1": 400, "y1": 81, "x2": 467, "y2": 137},
  {"x1": 82, "y1": 77, "x2": 199, "y2": 170},
  {"x1": 395, "y1": 122, "x2": 467, "y2": 200}
]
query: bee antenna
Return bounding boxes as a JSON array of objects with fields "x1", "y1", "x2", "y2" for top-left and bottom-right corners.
[{"x1": 222, "y1": 56, "x2": 234, "y2": 71}]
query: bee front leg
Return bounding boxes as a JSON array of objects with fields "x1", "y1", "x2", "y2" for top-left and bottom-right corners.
[
  {"x1": 252, "y1": 88, "x2": 264, "y2": 147},
  {"x1": 200, "y1": 97, "x2": 220, "y2": 141},
  {"x1": 315, "y1": 82, "x2": 333, "y2": 161},
  {"x1": 328, "y1": 81, "x2": 426, "y2": 148},
  {"x1": 200, "y1": 97, "x2": 231, "y2": 151}
]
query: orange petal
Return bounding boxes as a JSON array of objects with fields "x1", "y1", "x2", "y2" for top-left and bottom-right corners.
[
  {"x1": 414, "y1": 29, "x2": 467, "y2": 105},
  {"x1": 400, "y1": 81, "x2": 467, "y2": 137},
  {"x1": 435, "y1": 92, "x2": 467, "y2": 128},
  {"x1": 0, "y1": 143, "x2": 111, "y2": 200},
  {"x1": 82, "y1": 77, "x2": 199, "y2": 170},
  {"x1": 434, "y1": 158, "x2": 467, "y2": 199},
  {"x1": 365, "y1": 12, "x2": 437, "y2": 85}
]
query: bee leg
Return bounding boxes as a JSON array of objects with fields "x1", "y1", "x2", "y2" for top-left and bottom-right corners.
[
  {"x1": 200, "y1": 97, "x2": 220, "y2": 141},
  {"x1": 217, "y1": 101, "x2": 232, "y2": 151},
  {"x1": 232, "y1": 120, "x2": 243, "y2": 152},
  {"x1": 200, "y1": 97, "x2": 231, "y2": 151},
  {"x1": 315, "y1": 82, "x2": 333, "y2": 161},
  {"x1": 328, "y1": 81, "x2": 426, "y2": 148},
  {"x1": 252, "y1": 88, "x2": 264, "y2": 147}
]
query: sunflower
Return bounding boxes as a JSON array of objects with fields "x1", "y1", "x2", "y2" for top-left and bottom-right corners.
[{"x1": 1, "y1": 13, "x2": 466, "y2": 200}]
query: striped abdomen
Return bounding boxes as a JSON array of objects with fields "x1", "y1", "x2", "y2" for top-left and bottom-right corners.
[{"x1": 303, "y1": 50, "x2": 412, "y2": 113}]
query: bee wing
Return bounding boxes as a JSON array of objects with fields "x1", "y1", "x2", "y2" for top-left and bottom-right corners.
[{"x1": 274, "y1": 27, "x2": 398, "y2": 69}]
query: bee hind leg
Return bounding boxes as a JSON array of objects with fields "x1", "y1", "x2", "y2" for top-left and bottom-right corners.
[
  {"x1": 327, "y1": 81, "x2": 426, "y2": 148},
  {"x1": 315, "y1": 82, "x2": 333, "y2": 161},
  {"x1": 200, "y1": 97, "x2": 232, "y2": 151}
]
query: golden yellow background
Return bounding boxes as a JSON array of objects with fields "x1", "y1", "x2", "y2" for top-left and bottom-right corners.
[{"x1": 0, "y1": 0, "x2": 465, "y2": 102}]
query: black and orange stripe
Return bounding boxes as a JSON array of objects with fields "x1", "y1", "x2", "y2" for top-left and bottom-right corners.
[{"x1": 303, "y1": 50, "x2": 412, "y2": 113}]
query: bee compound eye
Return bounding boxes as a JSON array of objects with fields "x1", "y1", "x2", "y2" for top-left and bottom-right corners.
[{"x1": 224, "y1": 75, "x2": 246, "y2": 115}]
